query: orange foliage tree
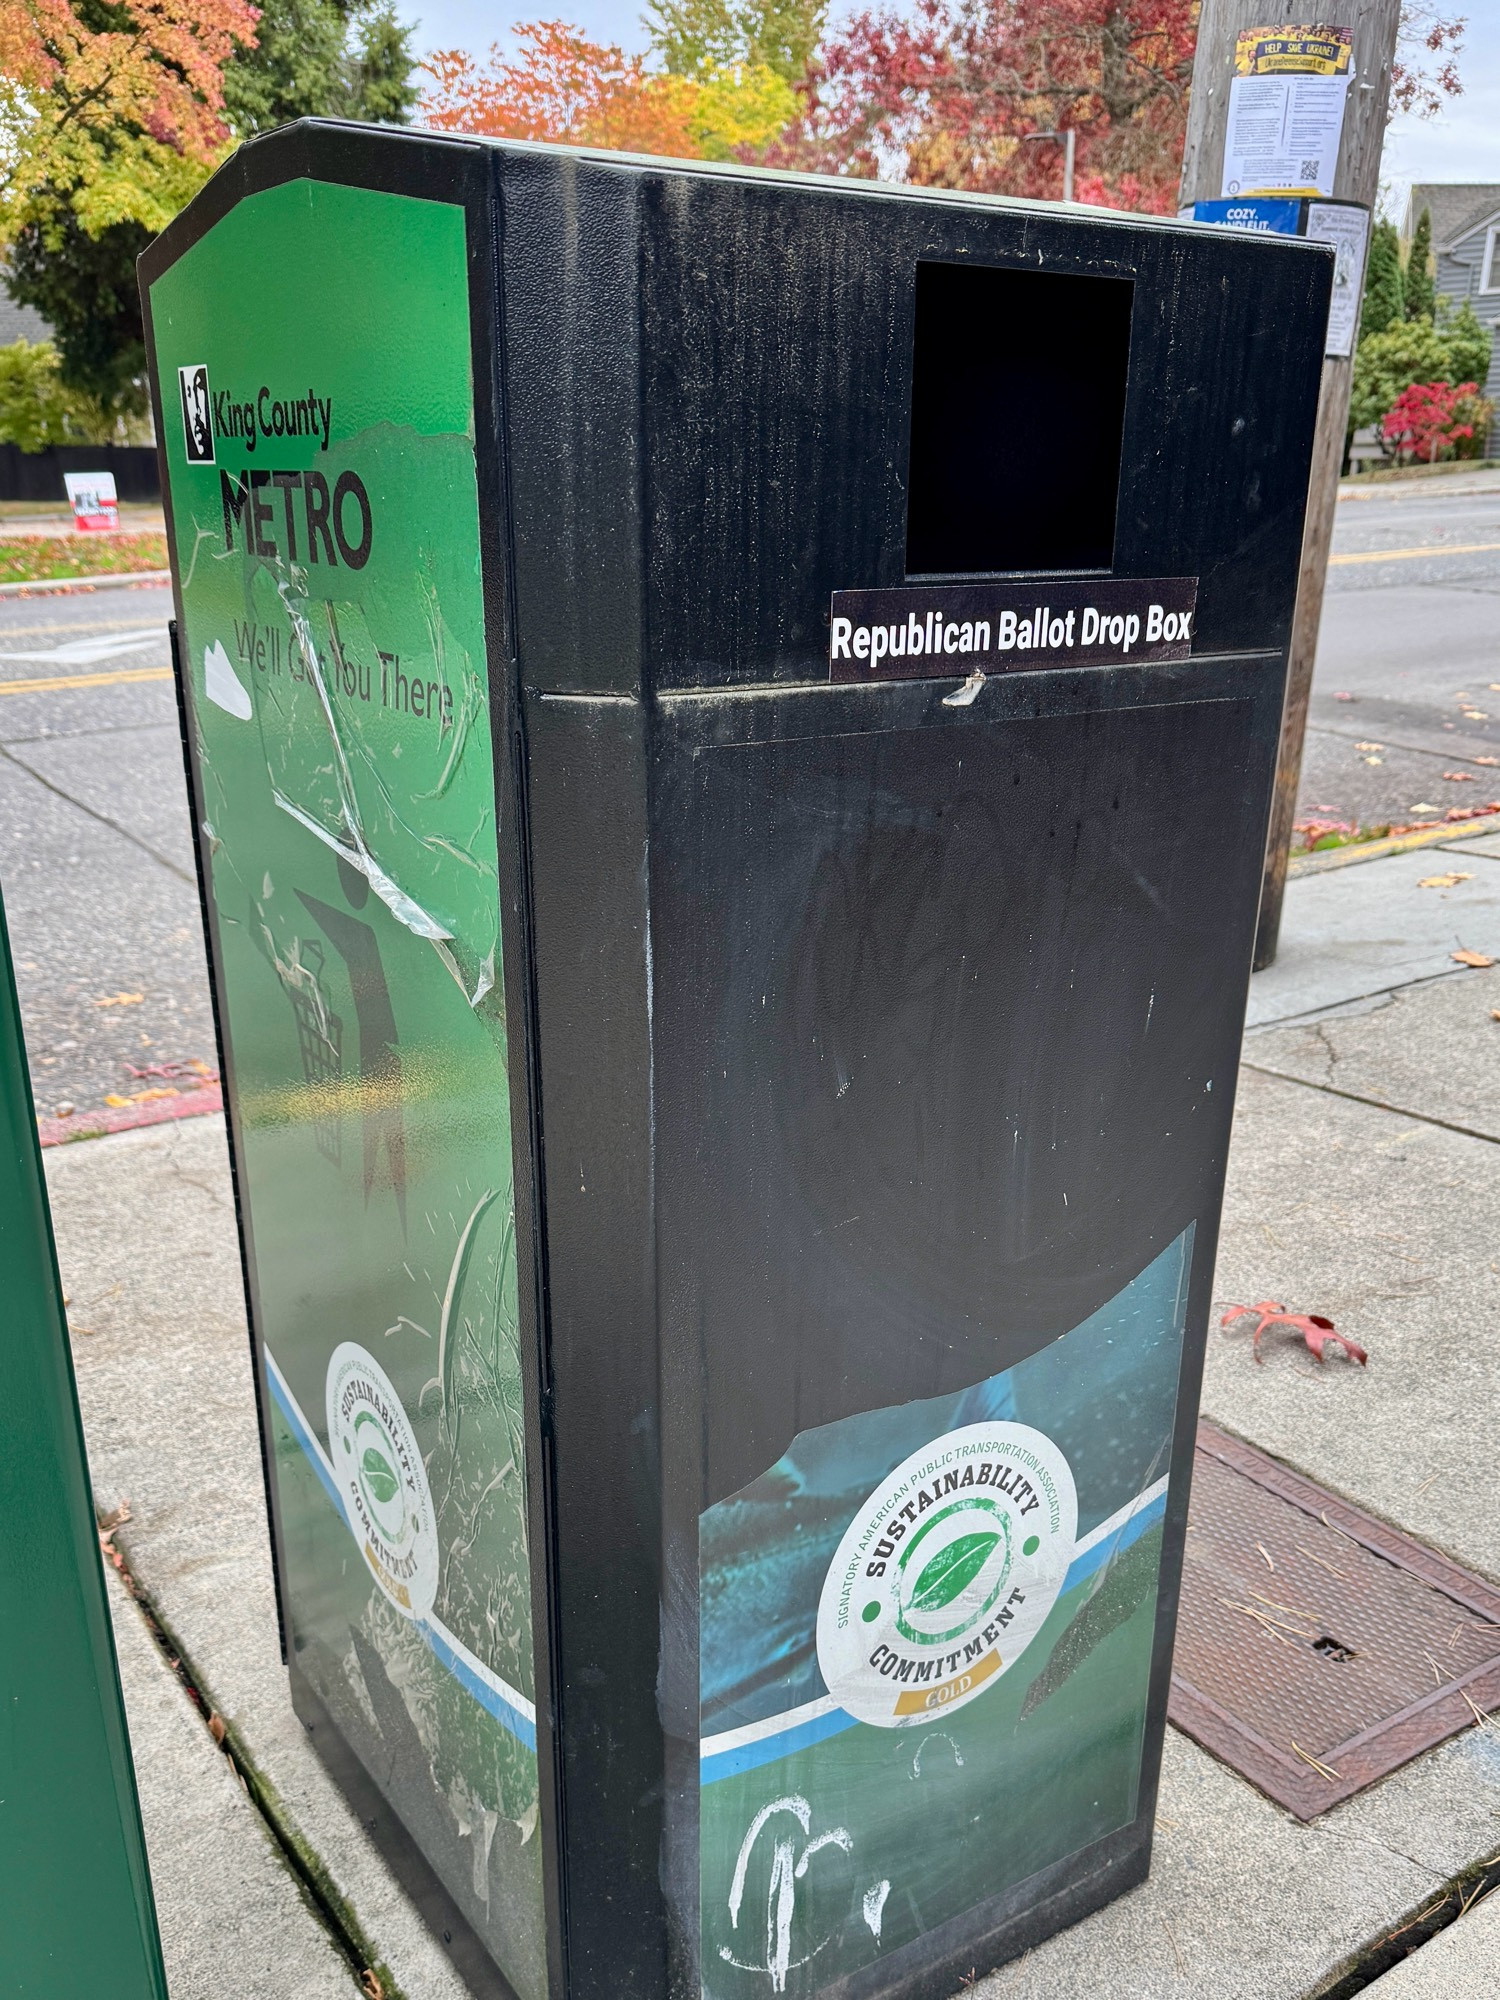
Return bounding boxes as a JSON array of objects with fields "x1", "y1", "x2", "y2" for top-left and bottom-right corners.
[
  {"x1": 422, "y1": 21, "x2": 701, "y2": 154},
  {"x1": 0, "y1": 0, "x2": 259, "y2": 241},
  {"x1": 420, "y1": 17, "x2": 801, "y2": 159}
]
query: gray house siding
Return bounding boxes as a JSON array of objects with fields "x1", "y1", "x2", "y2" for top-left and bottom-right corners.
[
  {"x1": 1408, "y1": 186, "x2": 1500, "y2": 457},
  {"x1": 0, "y1": 280, "x2": 50, "y2": 347}
]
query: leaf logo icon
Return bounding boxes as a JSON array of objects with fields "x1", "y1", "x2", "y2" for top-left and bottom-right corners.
[
  {"x1": 361, "y1": 1445, "x2": 399, "y2": 1505},
  {"x1": 910, "y1": 1531, "x2": 1001, "y2": 1613}
]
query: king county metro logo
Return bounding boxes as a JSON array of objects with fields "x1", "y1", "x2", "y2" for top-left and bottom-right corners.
[
  {"x1": 816, "y1": 1420, "x2": 1077, "y2": 1728},
  {"x1": 326, "y1": 1342, "x2": 438, "y2": 1620}
]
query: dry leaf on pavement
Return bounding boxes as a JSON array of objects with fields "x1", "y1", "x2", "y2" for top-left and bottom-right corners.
[
  {"x1": 1453, "y1": 949, "x2": 1496, "y2": 968},
  {"x1": 1418, "y1": 872, "x2": 1473, "y2": 888},
  {"x1": 1221, "y1": 1301, "x2": 1368, "y2": 1368},
  {"x1": 93, "y1": 991, "x2": 144, "y2": 1008}
]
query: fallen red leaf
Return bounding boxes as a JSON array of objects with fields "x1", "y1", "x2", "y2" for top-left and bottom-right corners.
[{"x1": 1221, "y1": 1301, "x2": 1368, "y2": 1368}]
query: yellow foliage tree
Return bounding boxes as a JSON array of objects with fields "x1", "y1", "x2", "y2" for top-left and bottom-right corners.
[
  {"x1": 0, "y1": 0, "x2": 258, "y2": 248},
  {"x1": 420, "y1": 20, "x2": 794, "y2": 162}
]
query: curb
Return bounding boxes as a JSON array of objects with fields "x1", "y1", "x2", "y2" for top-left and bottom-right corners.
[
  {"x1": 38, "y1": 1085, "x2": 222, "y2": 1149},
  {"x1": 1288, "y1": 815, "x2": 1500, "y2": 878},
  {"x1": 0, "y1": 569, "x2": 172, "y2": 599}
]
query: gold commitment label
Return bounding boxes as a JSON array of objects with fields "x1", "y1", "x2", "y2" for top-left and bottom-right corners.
[{"x1": 893, "y1": 1647, "x2": 1002, "y2": 1718}]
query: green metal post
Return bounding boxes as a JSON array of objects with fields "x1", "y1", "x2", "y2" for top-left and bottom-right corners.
[{"x1": 0, "y1": 883, "x2": 169, "y2": 1998}]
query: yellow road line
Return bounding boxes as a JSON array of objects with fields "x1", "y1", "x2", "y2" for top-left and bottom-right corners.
[
  {"x1": 1330, "y1": 540, "x2": 1500, "y2": 566},
  {"x1": 0, "y1": 619, "x2": 163, "y2": 639},
  {"x1": 0, "y1": 665, "x2": 171, "y2": 696}
]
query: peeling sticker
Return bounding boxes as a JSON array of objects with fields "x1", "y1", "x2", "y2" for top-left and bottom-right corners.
[
  {"x1": 273, "y1": 787, "x2": 454, "y2": 941},
  {"x1": 204, "y1": 637, "x2": 253, "y2": 719}
]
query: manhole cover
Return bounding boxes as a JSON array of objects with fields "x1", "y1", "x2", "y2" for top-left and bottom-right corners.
[{"x1": 1168, "y1": 1423, "x2": 1500, "y2": 1819}]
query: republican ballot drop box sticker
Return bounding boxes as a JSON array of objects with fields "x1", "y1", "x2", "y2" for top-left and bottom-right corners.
[{"x1": 818, "y1": 1423, "x2": 1077, "y2": 1727}]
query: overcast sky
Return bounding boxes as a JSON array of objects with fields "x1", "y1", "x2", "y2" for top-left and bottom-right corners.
[
  {"x1": 1383, "y1": 8, "x2": 1500, "y2": 217},
  {"x1": 404, "y1": 0, "x2": 1500, "y2": 221}
]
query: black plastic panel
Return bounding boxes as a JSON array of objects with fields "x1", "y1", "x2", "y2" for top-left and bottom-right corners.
[{"x1": 905, "y1": 260, "x2": 1132, "y2": 577}]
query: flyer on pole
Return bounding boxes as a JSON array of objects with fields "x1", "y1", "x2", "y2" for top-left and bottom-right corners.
[{"x1": 1221, "y1": 25, "x2": 1354, "y2": 200}]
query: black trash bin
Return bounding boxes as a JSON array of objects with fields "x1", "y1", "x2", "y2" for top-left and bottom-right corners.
[{"x1": 140, "y1": 123, "x2": 1331, "y2": 2000}]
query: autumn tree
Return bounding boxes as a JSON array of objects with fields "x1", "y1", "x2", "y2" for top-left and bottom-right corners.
[
  {"x1": 1391, "y1": 1, "x2": 1462, "y2": 117},
  {"x1": 0, "y1": 0, "x2": 257, "y2": 242},
  {"x1": 645, "y1": 0, "x2": 825, "y2": 85},
  {"x1": 0, "y1": 0, "x2": 257, "y2": 418},
  {"x1": 772, "y1": 0, "x2": 1464, "y2": 215},
  {"x1": 421, "y1": 14, "x2": 800, "y2": 163},
  {"x1": 770, "y1": 0, "x2": 1198, "y2": 211},
  {"x1": 423, "y1": 22, "x2": 694, "y2": 153}
]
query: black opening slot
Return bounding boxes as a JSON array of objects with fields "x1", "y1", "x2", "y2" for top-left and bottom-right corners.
[{"x1": 905, "y1": 259, "x2": 1134, "y2": 578}]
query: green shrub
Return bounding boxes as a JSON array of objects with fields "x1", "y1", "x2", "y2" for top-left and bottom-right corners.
[
  {"x1": 0, "y1": 339, "x2": 149, "y2": 451},
  {"x1": 1349, "y1": 303, "x2": 1494, "y2": 444}
]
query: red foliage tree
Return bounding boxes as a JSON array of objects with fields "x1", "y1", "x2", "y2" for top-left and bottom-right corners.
[
  {"x1": 771, "y1": 0, "x2": 1464, "y2": 215},
  {"x1": 770, "y1": 0, "x2": 1196, "y2": 211},
  {"x1": 1382, "y1": 379, "x2": 1488, "y2": 464}
]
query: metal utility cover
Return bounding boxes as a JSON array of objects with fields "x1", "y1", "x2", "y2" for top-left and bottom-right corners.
[{"x1": 1169, "y1": 1424, "x2": 1500, "y2": 1819}]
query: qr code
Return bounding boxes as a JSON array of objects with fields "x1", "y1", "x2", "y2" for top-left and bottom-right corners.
[{"x1": 1300, "y1": 158, "x2": 1320, "y2": 180}]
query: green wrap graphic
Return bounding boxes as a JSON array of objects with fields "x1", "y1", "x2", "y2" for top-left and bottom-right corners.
[
  {"x1": 700, "y1": 1230, "x2": 1191, "y2": 1995},
  {"x1": 151, "y1": 180, "x2": 543, "y2": 1999}
]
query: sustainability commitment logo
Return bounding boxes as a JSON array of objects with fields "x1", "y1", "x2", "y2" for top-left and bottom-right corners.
[
  {"x1": 326, "y1": 1342, "x2": 438, "y2": 1619},
  {"x1": 816, "y1": 1420, "x2": 1076, "y2": 1728},
  {"x1": 178, "y1": 364, "x2": 214, "y2": 464}
]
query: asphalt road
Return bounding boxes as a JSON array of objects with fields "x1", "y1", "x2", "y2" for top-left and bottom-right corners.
[
  {"x1": 0, "y1": 586, "x2": 215, "y2": 1123},
  {"x1": 1305, "y1": 468, "x2": 1500, "y2": 830},
  {"x1": 2, "y1": 469, "x2": 1498, "y2": 1121}
]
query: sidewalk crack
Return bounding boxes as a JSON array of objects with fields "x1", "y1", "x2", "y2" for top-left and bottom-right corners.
[
  {"x1": 1241, "y1": 1061, "x2": 1500, "y2": 1151},
  {"x1": 101, "y1": 1518, "x2": 401, "y2": 2000},
  {"x1": 0, "y1": 742, "x2": 194, "y2": 885}
]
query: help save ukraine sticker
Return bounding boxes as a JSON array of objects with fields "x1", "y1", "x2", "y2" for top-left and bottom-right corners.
[{"x1": 816, "y1": 1421, "x2": 1077, "y2": 1727}]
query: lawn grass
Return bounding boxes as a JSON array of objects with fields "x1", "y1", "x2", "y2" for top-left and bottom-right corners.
[{"x1": 0, "y1": 532, "x2": 169, "y2": 584}]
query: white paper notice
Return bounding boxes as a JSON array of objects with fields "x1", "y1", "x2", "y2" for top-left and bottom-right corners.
[
  {"x1": 1304, "y1": 201, "x2": 1370, "y2": 356},
  {"x1": 1221, "y1": 25, "x2": 1353, "y2": 199}
]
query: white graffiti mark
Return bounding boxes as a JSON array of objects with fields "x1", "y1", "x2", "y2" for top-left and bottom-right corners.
[
  {"x1": 721, "y1": 1794, "x2": 855, "y2": 1993},
  {"x1": 766, "y1": 1829, "x2": 797, "y2": 1992},
  {"x1": 728, "y1": 1796, "x2": 810, "y2": 1931},
  {"x1": 911, "y1": 1732, "x2": 964, "y2": 1780},
  {"x1": 794, "y1": 1829, "x2": 853, "y2": 1878},
  {"x1": 863, "y1": 1880, "x2": 891, "y2": 1945}
]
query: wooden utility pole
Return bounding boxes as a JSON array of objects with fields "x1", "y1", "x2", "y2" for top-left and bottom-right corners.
[{"x1": 1179, "y1": 0, "x2": 1402, "y2": 967}]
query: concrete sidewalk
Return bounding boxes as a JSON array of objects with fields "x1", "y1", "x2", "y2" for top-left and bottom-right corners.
[{"x1": 44, "y1": 825, "x2": 1500, "y2": 2000}]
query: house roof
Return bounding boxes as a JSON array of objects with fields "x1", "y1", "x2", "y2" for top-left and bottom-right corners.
[
  {"x1": 0, "y1": 279, "x2": 49, "y2": 346},
  {"x1": 1404, "y1": 183, "x2": 1500, "y2": 253}
]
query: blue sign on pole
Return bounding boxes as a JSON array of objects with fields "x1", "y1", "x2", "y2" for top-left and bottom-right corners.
[
  {"x1": 1192, "y1": 197, "x2": 1312, "y2": 236},
  {"x1": 1186, "y1": 198, "x2": 1304, "y2": 236}
]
